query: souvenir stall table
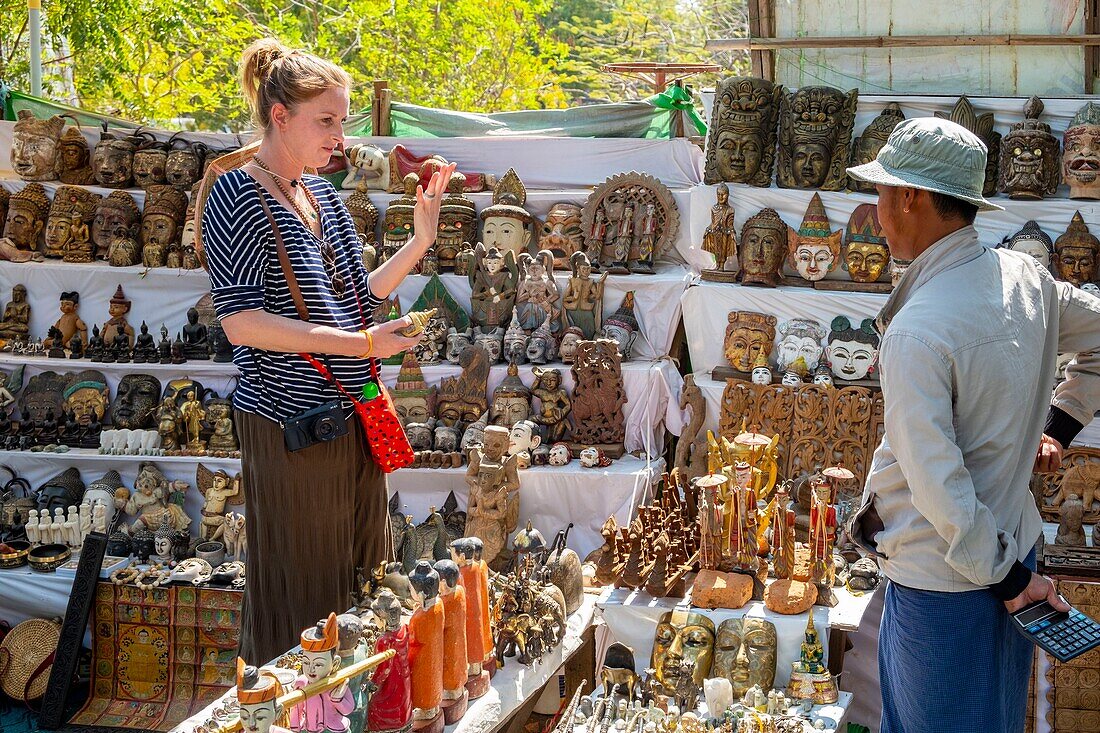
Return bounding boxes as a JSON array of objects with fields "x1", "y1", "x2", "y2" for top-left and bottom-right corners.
[{"x1": 170, "y1": 595, "x2": 601, "y2": 733}]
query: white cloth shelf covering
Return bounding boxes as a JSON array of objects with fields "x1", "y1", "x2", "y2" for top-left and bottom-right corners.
[{"x1": 389, "y1": 456, "x2": 664, "y2": 561}]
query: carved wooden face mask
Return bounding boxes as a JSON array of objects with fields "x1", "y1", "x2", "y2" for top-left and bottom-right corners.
[
  {"x1": 738, "y1": 209, "x2": 788, "y2": 287},
  {"x1": 1064, "y1": 102, "x2": 1100, "y2": 200},
  {"x1": 712, "y1": 618, "x2": 777, "y2": 699},
  {"x1": 651, "y1": 610, "x2": 715, "y2": 692},
  {"x1": 725, "y1": 311, "x2": 777, "y2": 373},
  {"x1": 11, "y1": 111, "x2": 64, "y2": 181},
  {"x1": 704, "y1": 77, "x2": 782, "y2": 187},
  {"x1": 999, "y1": 96, "x2": 1060, "y2": 200}
]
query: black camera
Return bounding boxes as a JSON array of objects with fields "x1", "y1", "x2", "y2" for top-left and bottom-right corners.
[{"x1": 283, "y1": 400, "x2": 349, "y2": 452}]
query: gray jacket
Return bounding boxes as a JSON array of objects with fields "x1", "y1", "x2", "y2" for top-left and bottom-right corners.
[{"x1": 850, "y1": 225, "x2": 1100, "y2": 593}]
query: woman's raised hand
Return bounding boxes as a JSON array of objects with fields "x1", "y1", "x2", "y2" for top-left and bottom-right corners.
[{"x1": 413, "y1": 162, "x2": 458, "y2": 246}]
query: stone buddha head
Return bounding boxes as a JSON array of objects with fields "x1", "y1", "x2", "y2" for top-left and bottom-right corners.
[
  {"x1": 712, "y1": 618, "x2": 777, "y2": 699},
  {"x1": 539, "y1": 203, "x2": 584, "y2": 268},
  {"x1": 109, "y1": 374, "x2": 162, "y2": 429},
  {"x1": 46, "y1": 185, "x2": 101, "y2": 254},
  {"x1": 843, "y1": 204, "x2": 889, "y2": 283},
  {"x1": 132, "y1": 138, "x2": 170, "y2": 191},
  {"x1": 1064, "y1": 101, "x2": 1100, "y2": 200},
  {"x1": 704, "y1": 77, "x2": 783, "y2": 187},
  {"x1": 165, "y1": 138, "x2": 206, "y2": 190},
  {"x1": 789, "y1": 193, "x2": 842, "y2": 282},
  {"x1": 92, "y1": 129, "x2": 137, "y2": 188},
  {"x1": 1003, "y1": 221, "x2": 1054, "y2": 271},
  {"x1": 93, "y1": 191, "x2": 140, "y2": 260},
  {"x1": 480, "y1": 168, "x2": 532, "y2": 259},
  {"x1": 1055, "y1": 211, "x2": 1100, "y2": 287},
  {"x1": 1000, "y1": 96, "x2": 1061, "y2": 200},
  {"x1": 775, "y1": 317, "x2": 827, "y2": 373},
  {"x1": 64, "y1": 370, "x2": 109, "y2": 427},
  {"x1": 826, "y1": 317, "x2": 879, "y2": 381},
  {"x1": 58, "y1": 125, "x2": 94, "y2": 185},
  {"x1": 10, "y1": 110, "x2": 64, "y2": 181},
  {"x1": 738, "y1": 208, "x2": 788, "y2": 287},
  {"x1": 724, "y1": 311, "x2": 777, "y2": 373},
  {"x1": 935, "y1": 96, "x2": 1000, "y2": 197},
  {"x1": 848, "y1": 103, "x2": 905, "y2": 193},
  {"x1": 651, "y1": 610, "x2": 715, "y2": 692},
  {"x1": 491, "y1": 362, "x2": 531, "y2": 428},
  {"x1": 777, "y1": 85, "x2": 858, "y2": 191},
  {"x1": 142, "y1": 185, "x2": 188, "y2": 248},
  {"x1": 3, "y1": 183, "x2": 49, "y2": 252},
  {"x1": 300, "y1": 613, "x2": 341, "y2": 684}
]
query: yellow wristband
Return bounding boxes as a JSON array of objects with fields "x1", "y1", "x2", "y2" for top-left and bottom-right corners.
[{"x1": 358, "y1": 329, "x2": 373, "y2": 358}]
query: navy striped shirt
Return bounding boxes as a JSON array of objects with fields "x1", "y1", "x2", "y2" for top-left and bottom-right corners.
[{"x1": 201, "y1": 168, "x2": 382, "y2": 423}]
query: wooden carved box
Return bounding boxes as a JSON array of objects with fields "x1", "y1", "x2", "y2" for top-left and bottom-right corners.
[
  {"x1": 1045, "y1": 580, "x2": 1100, "y2": 732},
  {"x1": 718, "y1": 381, "x2": 884, "y2": 498},
  {"x1": 1034, "y1": 446, "x2": 1100, "y2": 527}
]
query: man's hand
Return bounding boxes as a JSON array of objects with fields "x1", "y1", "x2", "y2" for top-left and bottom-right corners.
[
  {"x1": 1033, "y1": 433, "x2": 1064, "y2": 473},
  {"x1": 1005, "y1": 571, "x2": 1071, "y2": 613}
]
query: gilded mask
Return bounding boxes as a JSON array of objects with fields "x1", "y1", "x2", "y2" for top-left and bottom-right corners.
[
  {"x1": 705, "y1": 77, "x2": 783, "y2": 187},
  {"x1": 58, "y1": 126, "x2": 95, "y2": 185},
  {"x1": 935, "y1": 96, "x2": 1000, "y2": 197},
  {"x1": 539, "y1": 203, "x2": 584, "y2": 267},
  {"x1": 775, "y1": 318, "x2": 827, "y2": 372},
  {"x1": 712, "y1": 618, "x2": 777, "y2": 699},
  {"x1": 92, "y1": 131, "x2": 136, "y2": 188},
  {"x1": 650, "y1": 610, "x2": 715, "y2": 692},
  {"x1": 1003, "y1": 220, "x2": 1053, "y2": 271},
  {"x1": 92, "y1": 191, "x2": 140, "y2": 260},
  {"x1": 999, "y1": 96, "x2": 1060, "y2": 200},
  {"x1": 827, "y1": 316, "x2": 879, "y2": 381},
  {"x1": 132, "y1": 139, "x2": 170, "y2": 191},
  {"x1": 777, "y1": 86, "x2": 858, "y2": 191},
  {"x1": 843, "y1": 204, "x2": 889, "y2": 283},
  {"x1": 788, "y1": 193, "x2": 841, "y2": 282},
  {"x1": 738, "y1": 208, "x2": 788, "y2": 287},
  {"x1": 724, "y1": 311, "x2": 777, "y2": 373},
  {"x1": 10, "y1": 110, "x2": 64, "y2": 181},
  {"x1": 1054, "y1": 211, "x2": 1100, "y2": 287},
  {"x1": 1063, "y1": 101, "x2": 1100, "y2": 200},
  {"x1": 848, "y1": 103, "x2": 905, "y2": 193},
  {"x1": 3, "y1": 183, "x2": 49, "y2": 251},
  {"x1": 109, "y1": 374, "x2": 162, "y2": 429}
]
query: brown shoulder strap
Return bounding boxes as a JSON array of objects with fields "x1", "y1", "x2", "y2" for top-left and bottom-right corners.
[{"x1": 253, "y1": 180, "x2": 310, "y2": 323}]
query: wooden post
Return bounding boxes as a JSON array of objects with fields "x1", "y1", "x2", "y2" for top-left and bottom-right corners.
[
  {"x1": 372, "y1": 80, "x2": 389, "y2": 137},
  {"x1": 747, "y1": 0, "x2": 764, "y2": 78},
  {"x1": 1088, "y1": 0, "x2": 1100, "y2": 94},
  {"x1": 758, "y1": 0, "x2": 776, "y2": 82}
]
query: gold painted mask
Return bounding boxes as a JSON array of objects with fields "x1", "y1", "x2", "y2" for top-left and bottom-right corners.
[
  {"x1": 650, "y1": 610, "x2": 715, "y2": 692},
  {"x1": 712, "y1": 618, "x2": 777, "y2": 699}
]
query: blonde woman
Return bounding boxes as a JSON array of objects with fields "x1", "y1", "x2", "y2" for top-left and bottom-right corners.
[{"x1": 201, "y1": 37, "x2": 454, "y2": 661}]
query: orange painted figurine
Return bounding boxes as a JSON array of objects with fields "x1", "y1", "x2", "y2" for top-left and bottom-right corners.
[
  {"x1": 472, "y1": 539, "x2": 497, "y2": 676},
  {"x1": 408, "y1": 561, "x2": 445, "y2": 733},
  {"x1": 450, "y1": 537, "x2": 491, "y2": 698},
  {"x1": 237, "y1": 657, "x2": 292, "y2": 733},
  {"x1": 434, "y1": 559, "x2": 469, "y2": 723}
]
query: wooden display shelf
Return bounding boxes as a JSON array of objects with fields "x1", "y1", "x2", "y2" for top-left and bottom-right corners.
[
  {"x1": 0, "y1": 352, "x2": 238, "y2": 375},
  {"x1": 0, "y1": 447, "x2": 242, "y2": 468}
]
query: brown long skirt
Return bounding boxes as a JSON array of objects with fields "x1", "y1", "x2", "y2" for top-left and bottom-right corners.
[{"x1": 235, "y1": 409, "x2": 391, "y2": 664}]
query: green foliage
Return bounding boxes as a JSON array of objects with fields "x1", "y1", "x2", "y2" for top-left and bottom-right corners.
[{"x1": 0, "y1": 0, "x2": 748, "y2": 129}]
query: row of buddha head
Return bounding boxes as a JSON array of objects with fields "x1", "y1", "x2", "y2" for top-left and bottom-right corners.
[
  {"x1": 726, "y1": 312, "x2": 880, "y2": 383},
  {"x1": 2, "y1": 182, "x2": 194, "y2": 258},
  {"x1": 705, "y1": 79, "x2": 1100, "y2": 202}
]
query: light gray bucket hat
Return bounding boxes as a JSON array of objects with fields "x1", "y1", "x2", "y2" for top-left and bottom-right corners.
[{"x1": 847, "y1": 117, "x2": 1004, "y2": 212}]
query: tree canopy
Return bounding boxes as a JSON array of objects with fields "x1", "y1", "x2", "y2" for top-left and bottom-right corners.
[{"x1": 0, "y1": 0, "x2": 748, "y2": 130}]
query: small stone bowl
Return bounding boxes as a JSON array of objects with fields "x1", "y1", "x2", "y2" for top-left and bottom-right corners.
[
  {"x1": 0, "y1": 540, "x2": 31, "y2": 569},
  {"x1": 28, "y1": 543, "x2": 72, "y2": 573}
]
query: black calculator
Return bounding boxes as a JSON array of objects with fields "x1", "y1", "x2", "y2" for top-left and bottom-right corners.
[{"x1": 1011, "y1": 599, "x2": 1100, "y2": 663}]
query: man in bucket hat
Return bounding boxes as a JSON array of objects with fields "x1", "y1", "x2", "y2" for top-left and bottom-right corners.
[{"x1": 846, "y1": 117, "x2": 1100, "y2": 733}]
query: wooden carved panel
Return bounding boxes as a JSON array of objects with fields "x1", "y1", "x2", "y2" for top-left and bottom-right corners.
[
  {"x1": 1046, "y1": 579, "x2": 1100, "y2": 732},
  {"x1": 1036, "y1": 446, "x2": 1100, "y2": 526},
  {"x1": 719, "y1": 381, "x2": 883, "y2": 498}
]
